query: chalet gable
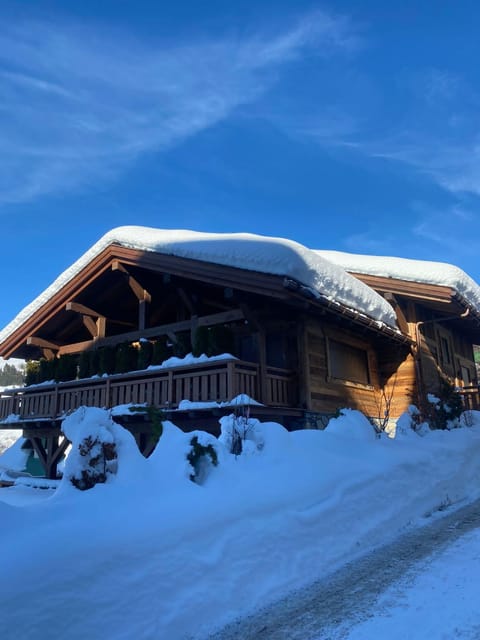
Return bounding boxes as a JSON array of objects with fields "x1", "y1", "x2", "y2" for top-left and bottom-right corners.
[{"x1": 0, "y1": 229, "x2": 407, "y2": 360}]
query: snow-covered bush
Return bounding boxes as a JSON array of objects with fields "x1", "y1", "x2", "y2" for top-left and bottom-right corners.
[
  {"x1": 218, "y1": 413, "x2": 265, "y2": 456},
  {"x1": 424, "y1": 381, "x2": 464, "y2": 430},
  {"x1": 186, "y1": 433, "x2": 218, "y2": 484},
  {"x1": 62, "y1": 406, "x2": 143, "y2": 491},
  {"x1": 396, "y1": 405, "x2": 430, "y2": 437},
  {"x1": 70, "y1": 434, "x2": 117, "y2": 490}
]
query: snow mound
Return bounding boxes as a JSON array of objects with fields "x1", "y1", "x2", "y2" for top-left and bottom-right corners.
[
  {"x1": 325, "y1": 408, "x2": 377, "y2": 442},
  {"x1": 0, "y1": 436, "x2": 28, "y2": 471},
  {"x1": 60, "y1": 406, "x2": 145, "y2": 493},
  {"x1": 2, "y1": 407, "x2": 480, "y2": 638}
]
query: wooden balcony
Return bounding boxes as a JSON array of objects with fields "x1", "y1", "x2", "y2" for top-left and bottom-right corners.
[
  {"x1": 0, "y1": 359, "x2": 297, "y2": 422},
  {"x1": 458, "y1": 385, "x2": 480, "y2": 412}
]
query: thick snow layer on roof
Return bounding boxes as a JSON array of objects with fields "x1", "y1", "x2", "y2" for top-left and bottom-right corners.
[
  {"x1": 317, "y1": 250, "x2": 480, "y2": 313},
  {"x1": 0, "y1": 227, "x2": 398, "y2": 344}
]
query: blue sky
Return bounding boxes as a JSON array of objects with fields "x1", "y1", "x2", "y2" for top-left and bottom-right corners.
[{"x1": 1, "y1": 1, "x2": 480, "y2": 329}]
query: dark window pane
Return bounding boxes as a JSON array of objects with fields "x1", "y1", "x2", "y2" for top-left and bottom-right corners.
[{"x1": 329, "y1": 339, "x2": 370, "y2": 385}]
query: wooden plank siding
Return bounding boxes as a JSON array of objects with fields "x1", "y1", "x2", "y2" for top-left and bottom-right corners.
[
  {"x1": 304, "y1": 319, "x2": 380, "y2": 418},
  {"x1": 300, "y1": 315, "x2": 415, "y2": 419}
]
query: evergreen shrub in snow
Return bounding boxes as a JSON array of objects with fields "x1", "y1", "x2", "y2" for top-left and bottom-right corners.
[
  {"x1": 98, "y1": 345, "x2": 116, "y2": 376},
  {"x1": 62, "y1": 407, "x2": 120, "y2": 491},
  {"x1": 192, "y1": 326, "x2": 210, "y2": 358},
  {"x1": 114, "y1": 342, "x2": 137, "y2": 374},
  {"x1": 78, "y1": 350, "x2": 90, "y2": 379},
  {"x1": 25, "y1": 360, "x2": 40, "y2": 386},
  {"x1": 55, "y1": 354, "x2": 78, "y2": 382},
  {"x1": 425, "y1": 380, "x2": 464, "y2": 430},
  {"x1": 128, "y1": 404, "x2": 164, "y2": 446},
  {"x1": 137, "y1": 340, "x2": 153, "y2": 370},
  {"x1": 186, "y1": 434, "x2": 218, "y2": 484},
  {"x1": 151, "y1": 337, "x2": 171, "y2": 365},
  {"x1": 70, "y1": 435, "x2": 117, "y2": 490}
]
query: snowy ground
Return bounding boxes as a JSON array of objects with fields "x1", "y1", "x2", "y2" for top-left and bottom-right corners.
[
  {"x1": 335, "y1": 526, "x2": 480, "y2": 640},
  {"x1": 213, "y1": 497, "x2": 480, "y2": 639},
  {"x1": 1, "y1": 408, "x2": 480, "y2": 639},
  {"x1": 0, "y1": 428, "x2": 21, "y2": 455}
]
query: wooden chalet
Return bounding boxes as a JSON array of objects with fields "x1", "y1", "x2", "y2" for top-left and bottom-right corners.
[
  {"x1": 1, "y1": 228, "x2": 478, "y2": 478},
  {"x1": 318, "y1": 251, "x2": 480, "y2": 416}
]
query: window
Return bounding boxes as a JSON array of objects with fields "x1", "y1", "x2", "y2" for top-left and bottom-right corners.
[
  {"x1": 460, "y1": 366, "x2": 472, "y2": 385},
  {"x1": 328, "y1": 339, "x2": 371, "y2": 385},
  {"x1": 440, "y1": 336, "x2": 452, "y2": 366},
  {"x1": 239, "y1": 334, "x2": 258, "y2": 363},
  {"x1": 266, "y1": 332, "x2": 286, "y2": 368}
]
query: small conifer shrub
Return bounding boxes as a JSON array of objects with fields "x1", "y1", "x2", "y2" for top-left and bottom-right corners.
[
  {"x1": 187, "y1": 436, "x2": 218, "y2": 484},
  {"x1": 70, "y1": 435, "x2": 118, "y2": 491}
]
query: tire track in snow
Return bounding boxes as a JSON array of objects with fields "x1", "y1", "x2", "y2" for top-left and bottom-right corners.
[{"x1": 207, "y1": 498, "x2": 480, "y2": 640}]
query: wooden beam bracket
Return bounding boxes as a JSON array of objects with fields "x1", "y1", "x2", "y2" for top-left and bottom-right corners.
[{"x1": 112, "y1": 261, "x2": 152, "y2": 303}]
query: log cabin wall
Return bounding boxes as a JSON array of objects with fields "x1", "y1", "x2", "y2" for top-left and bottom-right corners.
[
  {"x1": 376, "y1": 345, "x2": 416, "y2": 418},
  {"x1": 416, "y1": 313, "x2": 477, "y2": 396},
  {"x1": 301, "y1": 316, "x2": 388, "y2": 419}
]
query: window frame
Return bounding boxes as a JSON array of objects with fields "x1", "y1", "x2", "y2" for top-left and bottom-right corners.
[{"x1": 325, "y1": 334, "x2": 374, "y2": 389}]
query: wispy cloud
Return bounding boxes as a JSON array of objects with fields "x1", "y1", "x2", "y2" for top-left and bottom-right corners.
[
  {"x1": 350, "y1": 68, "x2": 480, "y2": 198},
  {"x1": 0, "y1": 11, "x2": 356, "y2": 204},
  {"x1": 410, "y1": 200, "x2": 480, "y2": 258}
]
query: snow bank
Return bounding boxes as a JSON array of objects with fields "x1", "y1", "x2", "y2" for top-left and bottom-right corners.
[
  {"x1": 0, "y1": 228, "x2": 399, "y2": 346},
  {"x1": 0, "y1": 428, "x2": 22, "y2": 456},
  {"x1": 317, "y1": 249, "x2": 480, "y2": 313},
  {"x1": 0, "y1": 434, "x2": 27, "y2": 470},
  {"x1": 1, "y1": 408, "x2": 480, "y2": 640},
  {"x1": 325, "y1": 408, "x2": 377, "y2": 442}
]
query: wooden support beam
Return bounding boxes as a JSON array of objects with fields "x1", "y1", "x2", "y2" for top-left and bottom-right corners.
[
  {"x1": 29, "y1": 435, "x2": 70, "y2": 479},
  {"x1": 66, "y1": 300, "x2": 132, "y2": 329},
  {"x1": 178, "y1": 288, "x2": 196, "y2": 315},
  {"x1": 83, "y1": 315, "x2": 99, "y2": 338},
  {"x1": 240, "y1": 303, "x2": 261, "y2": 331},
  {"x1": 27, "y1": 336, "x2": 60, "y2": 351},
  {"x1": 57, "y1": 309, "x2": 245, "y2": 356},
  {"x1": 66, "y1": 301, "x2": 103, "y2": 317},
  {"x1": 384, "y1": 293, "x2": 410, "y2": 336},
  {"x1": 96, "y1": 316, "x2": 106, "y2": 338},
  {"x1": 50, "y1": 437, "x2": 70, "y2": 467},
  {"x1": 139, "y1": 299, "x2": 148, "y2": 332},
  {"x1": 30, "y1": 437, "x2": 48, "y2": 471},
  {"x1": 190, "y1": 314, "x2": 199, "y2": 345},
  {"x1": 112, "y1": 261, "x2": 152, "y2": 303},
  {"x1": 258, "y1": 329, "x2": 268, "y2": 404}
]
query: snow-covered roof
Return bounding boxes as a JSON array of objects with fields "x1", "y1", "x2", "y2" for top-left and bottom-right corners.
[
  {"x1": 0, "y1": 227, "x2": 398, "y2": 345},
  {"x1": 316, "y1": 250, "x2": 480, "y2": 314}
]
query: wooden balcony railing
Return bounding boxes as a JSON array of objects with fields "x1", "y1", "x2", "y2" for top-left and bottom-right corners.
[
  {"x1": 0, "y1": 359, "x2": 297, "y2": 422},
  {"x1": 458, "y1": 385, "x2": 480, "y2": 411}
]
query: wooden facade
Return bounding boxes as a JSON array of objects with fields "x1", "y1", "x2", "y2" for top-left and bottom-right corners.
[
  {"x1": 1, "y1": 240, "x2": 479, "y2": 477},
  {"x1": 348, "y1": 273, "x2": 480, "y2": 415}
]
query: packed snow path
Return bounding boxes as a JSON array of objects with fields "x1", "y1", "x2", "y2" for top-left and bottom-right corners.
[{"x1": 209, "y1": 498, "x2": 480, "y2": 640}]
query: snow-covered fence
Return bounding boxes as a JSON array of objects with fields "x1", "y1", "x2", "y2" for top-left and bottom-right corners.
[{"x1": 0, "y1": 359, "x2": 296, "y2": 421}]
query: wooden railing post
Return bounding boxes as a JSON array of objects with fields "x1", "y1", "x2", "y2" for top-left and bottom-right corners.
[
  {"x1": 106, "y1": 377, "x2": 111, "y2": 409},
  {"x1": 167, "y1": 370, "x2": 174, "y2": 407},
  {"x1": 53, "y1": 384, "x2": 59, "y2": 418},
  {"x1": 227, "y1": 361, "x2": 235, "y2": 401}
]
